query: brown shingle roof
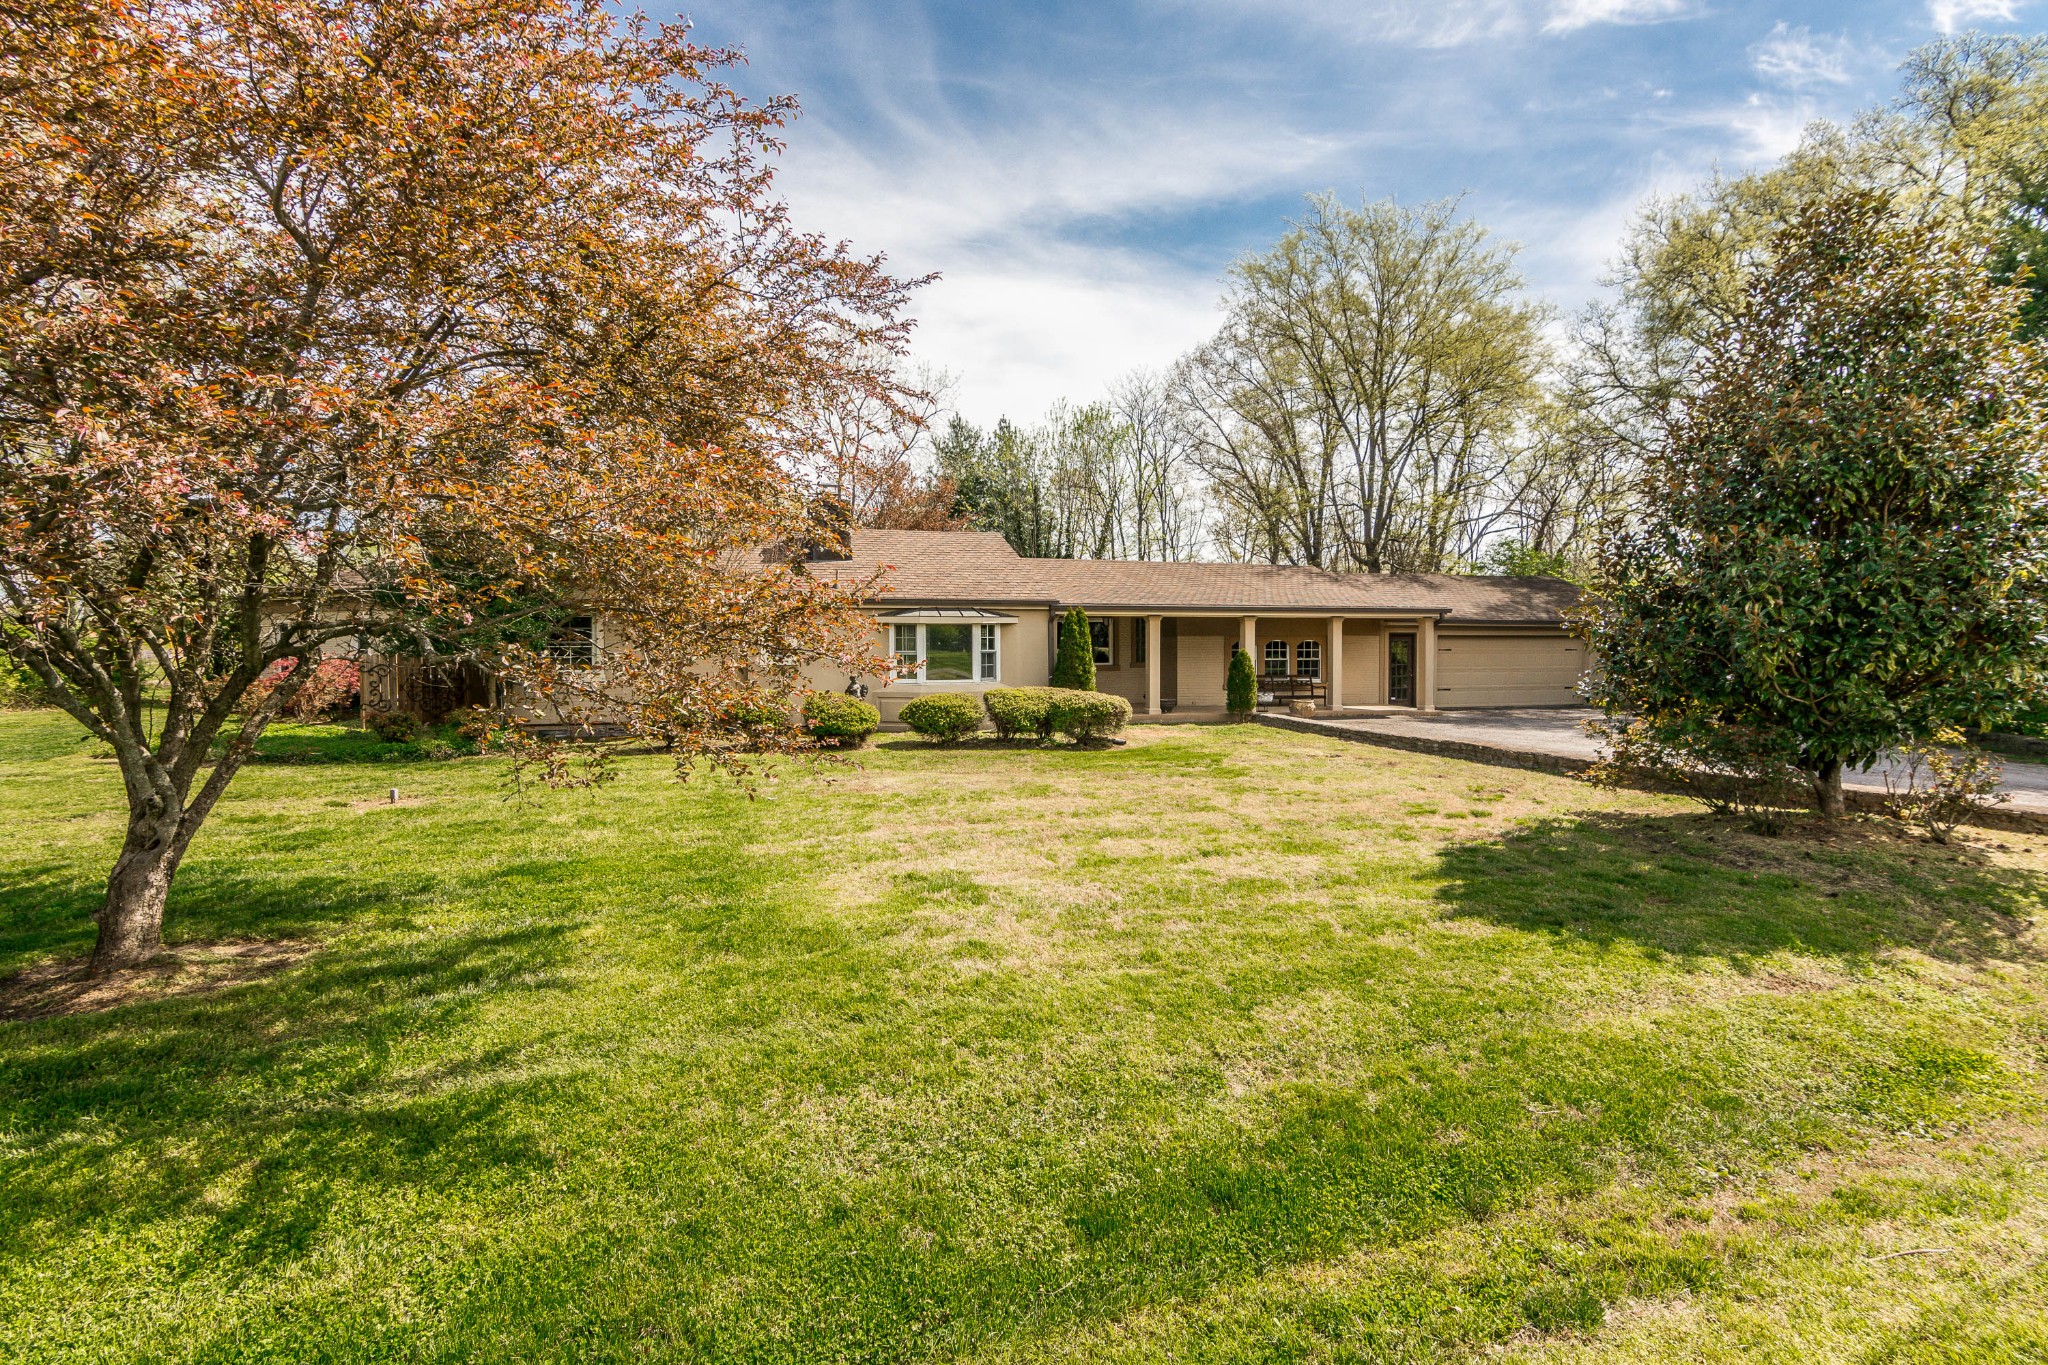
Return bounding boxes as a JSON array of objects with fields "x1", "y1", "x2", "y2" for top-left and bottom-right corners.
[{"x1": 806, "y1": 530, "x2": 1579, "y2": 625}]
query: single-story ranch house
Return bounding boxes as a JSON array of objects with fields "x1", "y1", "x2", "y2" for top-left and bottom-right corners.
[
  {"x1": 798, "y1": 529, "x2": 1587, "y2": 724},
  {"x1": 350, "y1": 528, "x2": 1588, "y2": 724}
]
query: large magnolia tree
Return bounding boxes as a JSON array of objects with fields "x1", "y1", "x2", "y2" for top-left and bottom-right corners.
[
  {"x1": 1580, "y1": 193, "x2": 2048, "y2": 816},
  {"x1": 1, "y1": 0, "x2": 913, "y2": 974}
]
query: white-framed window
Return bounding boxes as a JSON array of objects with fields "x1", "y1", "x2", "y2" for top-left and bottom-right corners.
[
  {"x1": 1090, "y1": 618, "x2": 1113, "y2": 667},
  {"x1": 1296, "y1": 639, "x2": 1321, "y2": 679},
  {"x1": 1264, "y1": 639, "x2": 1289, "y2": 676},
  {"x1": 978, "y1": 623, "x2": 999, "y2": 680},
  {"x1": 891, "y1": 622, "x2": 1000, "y2": 683},
  {"x1": 547, "y1": 615, "x2": 596, "y2": 668}
]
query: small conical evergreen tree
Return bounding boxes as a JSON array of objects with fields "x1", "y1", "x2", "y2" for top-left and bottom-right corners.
[
  {"x1": 1226, "y1": 644, "x2": 1258, "y2": 717},
  {"x1": 1052, "y1": 608, "x2": 1096, "y2": 690}
]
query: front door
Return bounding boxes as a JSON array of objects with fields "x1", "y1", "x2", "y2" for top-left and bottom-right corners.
[{"x1": 1387, "y1": 632, "x2": 1416, "y2": 706}]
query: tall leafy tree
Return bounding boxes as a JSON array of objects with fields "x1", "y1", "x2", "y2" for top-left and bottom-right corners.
[
  {"x1": 1574, "y1": 34, "x2": 2048, "y2": 458},
  {"x1": 1580, "y1": 194, "x2": 2048, "y2": 816},
  {"x1": 1989, "y1": 174, "x2": 2048, "y2": 340},
  {"x1": 1175, "y1": 195, "x2": 1550, "y2": 574},
  {"x1": 0, "y1": 0, "x2": 909, "y2": 973}
]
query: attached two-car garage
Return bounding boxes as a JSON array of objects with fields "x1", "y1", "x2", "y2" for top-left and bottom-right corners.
[{"x1": 1434, "y1": 629, "x2": 1589, "y2": 708}]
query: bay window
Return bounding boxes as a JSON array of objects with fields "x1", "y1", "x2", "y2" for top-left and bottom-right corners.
[{"x1": 892, "y1": 622, "x2": 1000, "y2": 682}]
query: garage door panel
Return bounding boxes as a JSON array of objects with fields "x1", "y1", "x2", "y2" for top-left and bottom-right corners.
[{"x1": 1436, "y1": 635, "x2": 1586, "y2": 708}]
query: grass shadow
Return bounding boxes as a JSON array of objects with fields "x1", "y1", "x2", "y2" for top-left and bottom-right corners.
[
  {"x1": 1, "y1": 914, "x2": 580, "y2": 1263},
  {"x1": 1434, "y1": 810, "x2": 2044, "y2": 969}
]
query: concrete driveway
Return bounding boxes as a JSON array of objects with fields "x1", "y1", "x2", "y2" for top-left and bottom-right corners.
[{"x1": 1305, "y1": 706, "x2": 2048, "y2": 815}]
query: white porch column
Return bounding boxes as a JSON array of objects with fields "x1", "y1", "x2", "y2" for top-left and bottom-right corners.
[
  {"x1": 1418, "y1": 614, "x2": 1439, "y2": 712},
  {"x1": 1240, "y1": 615, "x2": 1257, "y2": 663},
  {"x1": 1326, "y1": 616, "x2": 1344, "y2": 712},
  {"x1": 1145, "y1": 615, "x2": 1163, "y2": 715}
]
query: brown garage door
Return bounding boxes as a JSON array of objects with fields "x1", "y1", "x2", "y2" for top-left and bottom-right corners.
[{"x1": 1435, "y1": 633, "x2": 1586, "y2": 708}]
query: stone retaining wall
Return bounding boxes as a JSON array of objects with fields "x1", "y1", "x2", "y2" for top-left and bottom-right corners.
[{"x1": 1252, "y1": 712, "x2": 2048, "y2": 835}]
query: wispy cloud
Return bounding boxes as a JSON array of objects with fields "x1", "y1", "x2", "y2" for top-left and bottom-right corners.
[
  {"x1": 1543, "y1": 0, "x2": 1696, "y2": 36},
  {"x1": 768, "y1": 106, "x2": 1345, "y2": 418},
  {"x1": 1750, "y1": 23, "x2": 1859, "y2": 86},
  {"x1": 687, "y1": 0, "x2": 1926, "y2": 419},
  {"x1": 1169, "y1": 0, "x2": 1699, "y2": 48},
  {"x1": 1929, "y1": 0, "x2": 2028, "y2": 34}
]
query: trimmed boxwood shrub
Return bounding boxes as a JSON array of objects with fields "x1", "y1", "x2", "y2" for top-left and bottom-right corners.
[
  {"x1": 1047, "y1": 690, "x2": 1132, "y2": 742},
  {"x1": 899, "y1": 693, "x2": 984, "y2": 741},
  {"x1": 983, "y1": 687, "x2": 1057, "y2": 740},
  {"x1": 803, "y1": 691, "x2": 881, "y2": 745},
  {"x1": 983, "y1": 686, "x2": 1130, "y2": 743}
]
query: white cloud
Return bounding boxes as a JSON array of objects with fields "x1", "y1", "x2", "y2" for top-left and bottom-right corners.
[
  {"x1": 1542, "y1": 0, "x2": 1695, "y2": 36},
  {"x1": 1166, "y1": 0, "x2": 1697, "y2": 48},
  {"x1": 1749, "y1": 23, "x2": 1857, "y2": 87},
  {"x1": 1929, "y1": 0, "x2": 2028, "y2": 34},
  {"x1": 768, "y1": 109, "x2": 1343, "y2": 421},
  {"x1": 1664, "y1": 92, "x2": 1819, "y2": 163},
  {"x1": 902, "y1": 249, "x2": 1224, "y2": 423}
]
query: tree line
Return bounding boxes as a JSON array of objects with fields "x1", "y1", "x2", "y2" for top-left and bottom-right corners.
[{"x1": 820, "y1": 33, "x2": 2048, "y2": 583}]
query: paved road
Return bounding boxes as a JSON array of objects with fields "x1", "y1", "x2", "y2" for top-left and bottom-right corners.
[{"x1": 1312, "y1": 707, "x2": 2048, "y2": 814}]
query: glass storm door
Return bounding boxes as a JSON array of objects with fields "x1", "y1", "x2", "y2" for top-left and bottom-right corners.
[{"x1": 1387, "y1": 633, "x2": 1417, "y2": 705}]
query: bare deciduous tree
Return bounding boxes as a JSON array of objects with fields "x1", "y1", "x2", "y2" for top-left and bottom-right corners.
[{"x1": 1175, "y1": 195, "x2": 1548, "y2": 573}]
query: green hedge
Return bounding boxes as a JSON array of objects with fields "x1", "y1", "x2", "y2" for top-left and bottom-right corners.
[
  {"x1": 899, "y1": 693, "x2": 984, "y2": 741},
  {"x1": 802, "y1": 692, "x2": 881, "y2": 744},
  {"x1": 1047, "y1": 690, "x2": 1131, "y2": 742},
  {"x1": 981, "y1": 686, "x2": 1130, "y2": 743},
  {"x1": 982, "y1": 687, "x2": 1058, "y2": 740}
]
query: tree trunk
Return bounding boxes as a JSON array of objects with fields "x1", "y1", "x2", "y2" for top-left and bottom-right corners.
[
  {"x1": 1812, "y1": 759, "x2": 1846, "y2": 819},
  {"x1": 90, "y1": 812, "x2": 189, "y2": 975}
]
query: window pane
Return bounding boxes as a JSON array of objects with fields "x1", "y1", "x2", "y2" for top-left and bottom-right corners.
[
  {"x1": 892, "y1": 624, "x2": 919, "y2": 673},
  {"x1": 1264, "y1": 640, "x2": 1288, "y2": 675},
  {"x1": 548, "y1": 615, "x2": 596, "y2": 668},
  {"x1": 1134, "y1": 621, "x2": 1147, "y2": 664},
  {"x1": 978, "y1": 624, "x2": 998, "y2": 680},
  {"x1": 926, "y1": 623, "x2": 973, "y2": 680},
  {"x1": 1090, "y1": 619, "x2": 1112, "y2": 666},
  {"x1": 1296, "y1": 640, "x2": 1321, "y2": 679}
]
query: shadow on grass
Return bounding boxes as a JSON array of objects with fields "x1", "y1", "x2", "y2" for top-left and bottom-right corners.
[
  {"x1": 1434, "y1": 810, "x2": 2044, "y2": 968},
  {"x1": 869, "y1": 736, "x2": 1135, "y2": 756},
  {"x1": 0, "y1": 912, "x2": 580, "y2": 1264},
  {"x1": 0, "y1": 846, "x2": 443, "y2": 977}
]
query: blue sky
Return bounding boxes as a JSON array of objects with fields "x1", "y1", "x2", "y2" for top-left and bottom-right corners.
[{"x1": 678, "y1": 1, "x2": 2041, "y2": 424}]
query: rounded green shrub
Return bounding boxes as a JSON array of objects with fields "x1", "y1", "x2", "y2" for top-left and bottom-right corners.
[
  {"x1": 899, "y1": 693, "x2": 984, "y2": 741},
  {"x1": 369, "y1": 711, "x2": 421, "y2": 742},
  {"x1": 1047, "y1": 689, "x2": 1132, "y2": 742},
  {"x1": 0, "y1": 657, "x2": 50, "y2": 709},
  {"x1": 982, "y1": 687, "x2": 1056, "y2": 740},
  {"x1": 803, "y1": 691, "x2": 881, "y2": 745}
]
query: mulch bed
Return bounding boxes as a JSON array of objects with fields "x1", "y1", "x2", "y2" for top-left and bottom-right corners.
[{"x1": 0, "y1": 940, "x2": 317, "y2": 1021}]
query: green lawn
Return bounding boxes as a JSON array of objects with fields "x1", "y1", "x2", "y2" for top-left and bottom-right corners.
[{"x1": 2, "y1": 708, "x2": 2045, "y2": 1363}]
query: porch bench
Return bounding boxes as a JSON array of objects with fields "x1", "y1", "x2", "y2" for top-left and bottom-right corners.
[{"x1": 1258, "y1": 676, "x2": 1328, "y2": 708}]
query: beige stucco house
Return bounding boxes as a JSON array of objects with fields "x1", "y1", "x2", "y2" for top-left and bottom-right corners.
[
  {"x1": 801, "y1": 529, "x2": 1588, "y2": 725},
  {"x1": 345, "y1": 527, "x2": 1587, "y2": 725}
]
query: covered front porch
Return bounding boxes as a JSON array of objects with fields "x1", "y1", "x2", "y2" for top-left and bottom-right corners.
[{"x1": 1064, "y1": 612, "x2": 1444, "y2": 717}]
